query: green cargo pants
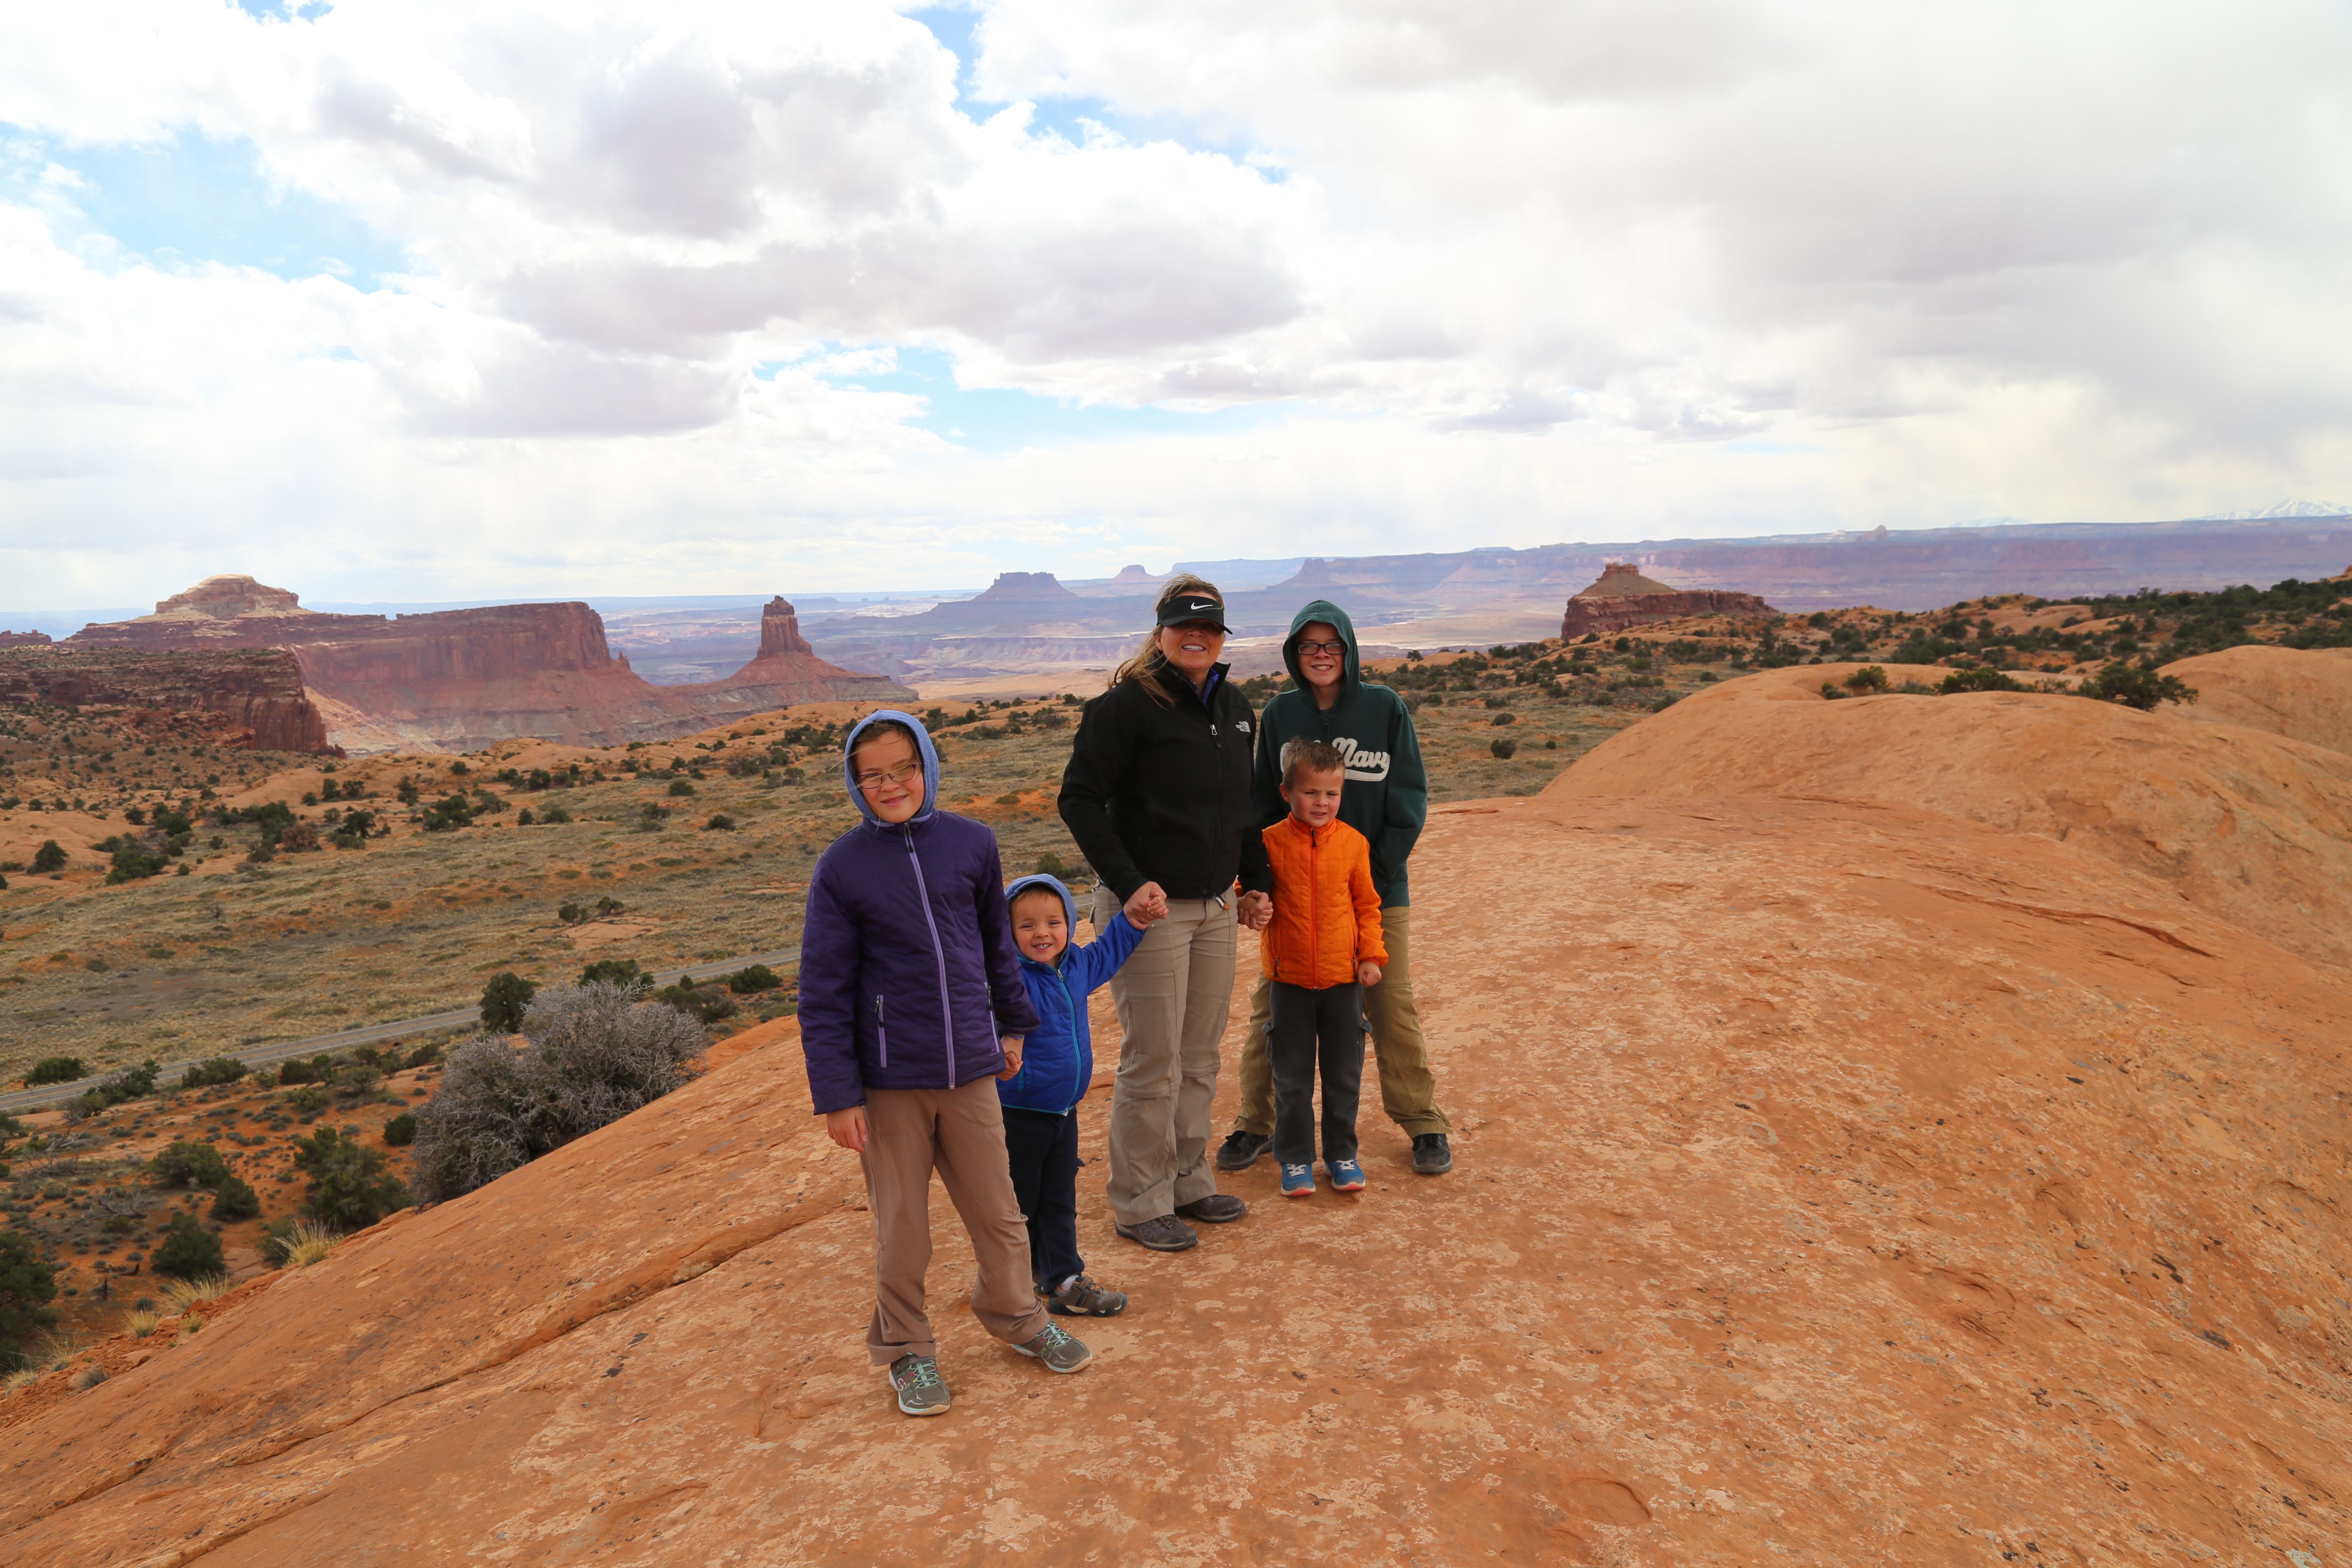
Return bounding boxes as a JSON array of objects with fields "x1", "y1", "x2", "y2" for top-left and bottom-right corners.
[{"x1": 1231, "y1": 904, "x2": 1451, "y2": 1139}]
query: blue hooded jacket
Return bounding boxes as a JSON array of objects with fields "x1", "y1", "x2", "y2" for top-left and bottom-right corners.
[
  {"x1": 996, "y1": 874, "x2": 1148, "y2": 1117},
  {"x1": 797, "y1": 710, "x2": 1041, "y2": 1116}
]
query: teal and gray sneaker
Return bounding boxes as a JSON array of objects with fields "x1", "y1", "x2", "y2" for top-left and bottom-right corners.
[
  {"x1": 1280, "y1": 1162, "x2": 1316, "y2": 1198},
  {"x1": 1013, "y1": 1322, "x2": 1093, "y2": 1374},
  {"x1": 888, "y1": 1354, "x2": 950, "y2": 1417}
]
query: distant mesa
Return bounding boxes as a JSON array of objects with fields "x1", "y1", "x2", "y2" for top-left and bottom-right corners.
[
  {"x1": 972, "y1": 571, "x2": 1080, "y2": 602},
  {"x1": 1108, "y1": 564, "x2": 1162, "y2": 586},
  {"x1": 144, "y1": 573, "x2": 315, "y2": 622},
  {"x1": 64, "y1": 578, "x2": 913, "y2": 755},
  {"x1": 1559, "y1": 562, "x2": 1779, "y2": 640},
  {"x1": 0, "y1": 645, "x2": 333, "y2": 753},
  {"x1": 0, "y1": 629, "x2": 52, "y2": 647}
]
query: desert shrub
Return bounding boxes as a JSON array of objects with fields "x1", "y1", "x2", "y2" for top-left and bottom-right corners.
[
  {"x1": 423, "y1": 794, "x2": 474, "y2": 831},
  {"x1": 594, "y1": 895, "x2": 623, "y2": 917},
  {"x1": 178, "y1": 1057, "x2": 249, "y2": 1090},
  {"x1": 150, "y1": 1140, "x2": 231, "y2": 1189},
  {"x1": 726, "y1": 963, "x2": 782, "y2": 995},
  {"x1": 380, "y1": 1112, "x2": 417, "y2": 1147},
  {"x1": 29, "y1": 841, "x2": 67, "y2": 874},
  {"x1": 479, "y1": 971, "x2": 539, "y2": 1032},
  {"x1": 282, "y1": 1084, "x2": 331, "y2": 1116},
  {"x1": 329, "y1": 1063, "x2": 380, "y2": 1100},
  {"x1": 1938, "y1": 667, "x2": 2027, "y2": 694},
  {"x1": 1489, "y1": 711, "x2": 1516, "y2": 726},
  {"x1": 107, "y1": 842, "x2": 169, "y2": 883},
  {"x1": 291, "y1": 1127, "x2": 410, "y2": 1230},
  {"x1": 153, "y1": 1214, "x2": 226, "y2": 1280},
  {"x1": 1033, "y1": 850, "x2": 1068, "y2": 878},
  {"x1": 0, "y1": 1231, "x2": 58, "y2": 1369},
  {"x1": 409, "y1": 981, "x2": 709, "y2": 1201},
  {"x1": 263, "y1": 1217, "x2": 341, "y2": 1268},
  {"x1": 402, "y1": 1042, "x2": 443, "y2": 1070},
  {"x1": 211, "y1": 1174, "x2": 261, "y2": 1222},
  {"x1": 655, "y1": 982, "x2": 737, "y2": 1022},
  {"x1": 25, "y1": 1057, "x2": 84, "y2": 1087},
  {"x1": 557, "y1": 901, "x2": 588, "y2": 925},
  {"x1": 667, "y1": 778, "x2": 696, "y2": 797},
  {"x1": 578, "y1": 958, "x2": 648, "y2": 989},
  {"x1": 540, "y1": 803, "x2": 572, "y2": 824},
  {"x1": 123, "y1": 1308, "x2": 161, "y2": 1339},
  {"x1": 1489, "y1": 737, "x2": 1518, "y2": 759},
  {"x1": 72, "y1": 1363, "x2": 107, "y2": 1391},
  {"x1": 1843, "y1": 665, "x2": 1889, "y2": 692},
  {"x1": 704, "y1": 813, "x2": 736, "y2": 831},
  {"x1": 2077, "y1": 662, "x2": 2197, "y2": 711},
  {"x1": 277, "y1": 1056, "x2": 323, "y2": 1086}
]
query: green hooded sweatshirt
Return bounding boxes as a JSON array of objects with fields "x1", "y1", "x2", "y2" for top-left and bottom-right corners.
[{"x1": 1249, "y1": 599, "x2": 1430, "y2": 908}]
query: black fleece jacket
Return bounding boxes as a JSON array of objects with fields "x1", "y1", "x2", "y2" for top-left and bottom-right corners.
[{"x1": 1057, "y1": 664, "x2": 1274, "y2": 903}]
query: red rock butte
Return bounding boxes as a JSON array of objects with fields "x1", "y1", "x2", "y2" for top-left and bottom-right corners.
[
  {"x1": 1559, "y1": 561, "x2": 1782, "y2": 639},
  {"x1": 64, "y1": 579, "x2": 913, "y2": 755},
  {"x1": 4, "y1": 648, "x2": 2350, "y2": 1564}
]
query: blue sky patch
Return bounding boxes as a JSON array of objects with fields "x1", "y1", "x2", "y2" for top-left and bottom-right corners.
[
  {"x1": 6, "y1": 126, "x2": 405, "y2": 288},
  {"x1": 763, "y1": 345, "x2": 1279, "y2": 452}
]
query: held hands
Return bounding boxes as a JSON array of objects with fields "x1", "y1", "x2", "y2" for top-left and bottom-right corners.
[
  {"x1": 1123, "y1": 881, "x2": 1170, "y2": 928},
  {"x1": 824, "y1": 1106, "x2": 869, "y2": 1154},
  {"x1": 1357, "y1": 960, "x2": 1383, "y2": 987},
  {"x1": 998, "y1": 1035, "x2": 1024, "y2": 1080},
  {"x1": 1236, "y1": 890, "x2": 1274, "y2": 931}
]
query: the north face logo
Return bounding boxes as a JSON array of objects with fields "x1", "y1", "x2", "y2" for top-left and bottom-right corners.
[{"x1": 1335, "y1": 737, "x2": 1390, "y2": 781}]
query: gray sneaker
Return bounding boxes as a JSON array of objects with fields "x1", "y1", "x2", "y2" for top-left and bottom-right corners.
[
  {"x1": 1114, "y1": 1215, "x2": 1199, "y2": 1252},
  {"x1": 888, "y1": 1354, "x2": 950, "y2": 1416},
  {"x1": 1014, "y1": 1322, "x2": 1093, "y2": 1374}
]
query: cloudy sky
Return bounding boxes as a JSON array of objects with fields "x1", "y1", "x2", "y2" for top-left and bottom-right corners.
[{"x1": 4, "y1": 0, "x2": 2350, "y2": 606}]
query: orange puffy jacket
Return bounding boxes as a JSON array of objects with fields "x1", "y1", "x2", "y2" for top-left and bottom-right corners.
[{"x1": 1259, "y1": 814, "x2": 1387, "y2": 989}]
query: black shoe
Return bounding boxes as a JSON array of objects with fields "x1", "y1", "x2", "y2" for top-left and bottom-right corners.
[
  {"x1": 1175, "y1": 1192, "x2": 1247, "y2": 1224},
  {"x1": 1215, "y1": 1130, "x2": 1271, "y2": 1172},
  {"x1": 1115, "y1": 1215, "x2": 1199, "y2": 1252},
  {"x1": 1412, "y1": 1133, "x2": 1454, "y2": 1175}
]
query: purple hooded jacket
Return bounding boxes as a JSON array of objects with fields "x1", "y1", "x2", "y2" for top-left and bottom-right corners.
[{"x1": 798, "y1": 711, "x2": 1041, "y2": 1116}]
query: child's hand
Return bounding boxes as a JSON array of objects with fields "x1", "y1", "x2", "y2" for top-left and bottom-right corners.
[
  {"x1": 1357, "y1": 960, "x2": 1382, "y2": 987},
  {"x1": 1122, "y1": 882, "x2": 1167, "y2": 928},
  {"x1": 998, "y1": 1036, "x2": 1023, "y2": 1080},
  {"x1": 825, "y1": 1106, "x2": 869, "y2": 1154},
  {"x1": 1237, "y1": 891, "x2": 1273, "y2": 931}
]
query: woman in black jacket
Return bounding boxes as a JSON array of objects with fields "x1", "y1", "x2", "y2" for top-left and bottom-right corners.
[{"x1": 1058, "y1": 576, "x2": 1272, "y2": 1253}]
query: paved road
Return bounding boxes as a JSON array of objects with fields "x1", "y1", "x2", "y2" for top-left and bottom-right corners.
[{"x1": 0, "y1": 949, "x2": 799, "y2": 1116}]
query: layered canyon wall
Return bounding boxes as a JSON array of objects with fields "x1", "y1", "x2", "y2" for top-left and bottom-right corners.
[
  {"x1": 67, "y1": 579, "x2": 913, "y2": 755},
  {"x1": 0, "y1": 646, "x2": 333, "y2": 753}
]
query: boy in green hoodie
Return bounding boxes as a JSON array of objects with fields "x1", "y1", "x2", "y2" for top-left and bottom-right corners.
[{"x1": 1216, "y1": 600, "x2": 1456, "y2": 1176}]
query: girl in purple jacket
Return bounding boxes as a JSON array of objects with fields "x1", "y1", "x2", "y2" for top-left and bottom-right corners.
[{"x1": 799, "y1": 710, "x2": 1094, "y2": 1416}]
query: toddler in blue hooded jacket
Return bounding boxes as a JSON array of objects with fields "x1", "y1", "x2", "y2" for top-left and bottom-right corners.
[{"x1": 999, "y1": 872, "x2": 1158, "y2": 1315}]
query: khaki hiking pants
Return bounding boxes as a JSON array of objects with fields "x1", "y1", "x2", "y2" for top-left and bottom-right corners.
[
  {"x1": 861, "y1": 1078, "x2": 1052, "y2": 1366},
  {"x1": 1096, "y1": 885, "x2": 1236, "y2": 1227},
  {"x1": 1233, "y1": 904, "x2": 1452, "y2": 1139}
]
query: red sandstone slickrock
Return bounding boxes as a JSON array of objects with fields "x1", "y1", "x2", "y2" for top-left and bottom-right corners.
[
  {"x1": 0, "y1": 646, "x2": 332, "y2": 753},
  {"x1": 4, "y1": 662, "x2": 2350, "y2": 1562}
]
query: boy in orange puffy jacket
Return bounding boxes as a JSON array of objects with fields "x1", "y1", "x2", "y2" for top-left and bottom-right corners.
[{"x1": 1259, "y1": 738, "x2": 1388, "y2": 1197}]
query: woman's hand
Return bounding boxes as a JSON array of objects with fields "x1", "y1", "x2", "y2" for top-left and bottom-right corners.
[
  {"x1": 1124, "y1": 882, "x2": 1169, "y2": 927},
  {"x1": 998, "y1": 1037, "x2": 1024, "y2": 1080},
  {"x1": 1357, "y1": 960, "x2": 1383, "y2": 987},
  {"x1": 1236, "y1": 890, "x2": 1274, "y2": 930},
  {"x1": 825, "y1": 1106, "x2": 869, "y2": 1154}
]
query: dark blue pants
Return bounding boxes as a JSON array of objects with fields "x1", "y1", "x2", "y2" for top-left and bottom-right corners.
[
  {"x1": 1001, "y1": 1106, "x2": 1084, "y2": 1289},
  {"x1": 1269, "y1": 980, "x2": 1365, "y2": 1167}
]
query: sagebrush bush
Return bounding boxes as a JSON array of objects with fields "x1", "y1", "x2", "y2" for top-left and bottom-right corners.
[{"x1": 409, "y1": 981, "x2": 707, "y2": 1201}]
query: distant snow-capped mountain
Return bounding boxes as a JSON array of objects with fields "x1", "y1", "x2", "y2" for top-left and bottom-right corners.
[{"x1": 2191, "y1": 500, "x2": 2351, "y2": 519}]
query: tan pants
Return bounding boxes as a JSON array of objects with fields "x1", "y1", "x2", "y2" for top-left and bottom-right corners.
[
  {"x1": 1097, "y1": 886, "x2": 1235, "y2": 1226},
  {"x1": 1233, "y1": 904, "x2": 1451, "y2": 1139},
  {"x1": 860, "y1": 1079, "x2": 1051, "y2": 1366}
]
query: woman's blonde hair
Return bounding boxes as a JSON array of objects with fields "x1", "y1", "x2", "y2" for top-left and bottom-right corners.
[{"x1": 1110, "y1": 574, "x2": 1225, "y2": 704}]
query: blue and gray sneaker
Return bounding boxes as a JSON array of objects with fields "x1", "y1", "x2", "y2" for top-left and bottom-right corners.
[
  {"x1": 1280, "y1": 1162, "x2": 1316, "y2": 1198},
  {"x1": 1328, "y1": 1159, "x2": 1366, "y2": 1192},
  {"x1": 888, "y1": 1353, "x2": 950, "y2": 1417},
  {"x1": 1013, "y1": 1322, "x2": 1093, "y2": 1373}
]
